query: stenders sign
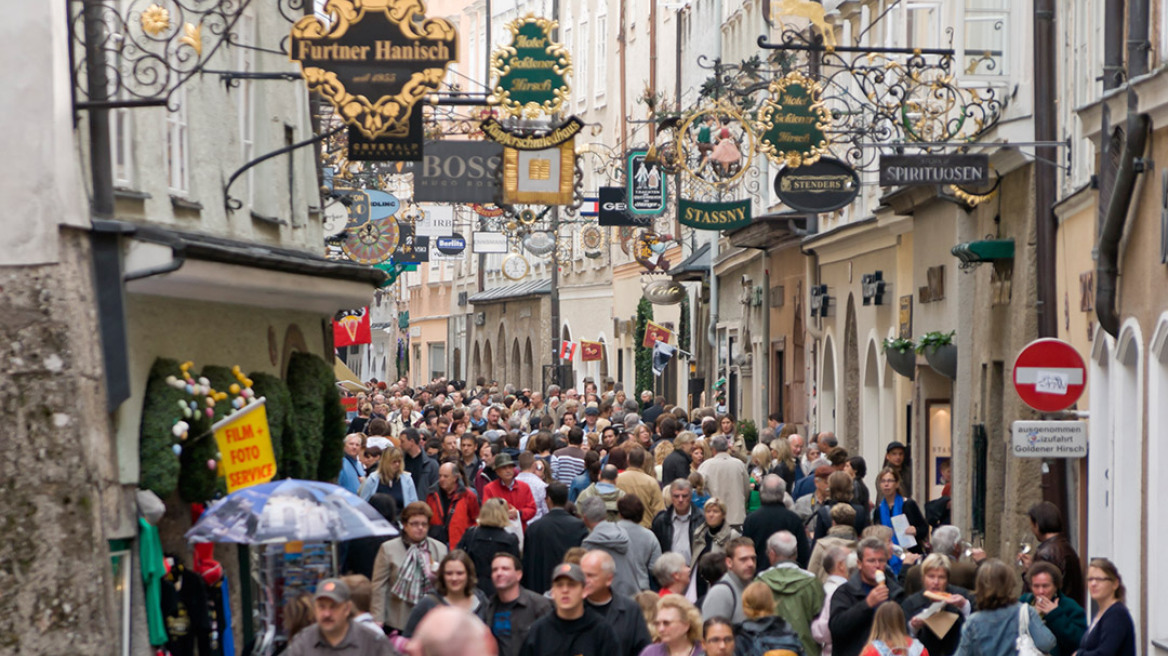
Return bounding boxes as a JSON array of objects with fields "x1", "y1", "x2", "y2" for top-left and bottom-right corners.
[
  {"x1": 290, "y1": 0, "x2": 457, "y2": 141},
  {"x1": 879, "y1": 154, "x2": 989, "y2": 186}
]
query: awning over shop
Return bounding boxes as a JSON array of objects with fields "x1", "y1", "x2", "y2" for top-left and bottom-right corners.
[
  {"x1": 728, "y1": 212, "x2": 809, "y2": 251},
  {"x1": 467, "y1": 278, "x2": 552, "y2": 304},
  {"x1": 118, "y1": 222, "x2": 385, "y2": 314},
  {"x1": 334, "y1": 357, "x2": 365, "y2": 392},
  {"x1": 670, "y1": 242, "x2": 711, "y2": 282}
]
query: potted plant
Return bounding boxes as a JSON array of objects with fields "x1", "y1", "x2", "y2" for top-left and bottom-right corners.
[
  {"x1": 882, "y1": 337, "x2": 917, "y2": 379},
  {"x1": 917, "y1": 330, "x2": 957, "y2": 379}
]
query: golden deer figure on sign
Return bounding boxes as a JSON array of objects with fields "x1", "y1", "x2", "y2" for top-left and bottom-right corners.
[{"x1": 772, "y1": 0, "x2": 837, "y2": 50}]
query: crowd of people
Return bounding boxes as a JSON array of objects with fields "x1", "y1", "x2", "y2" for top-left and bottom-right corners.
[{"x1": 281, "y1": 376, "x2": 1136, "y2": 656}]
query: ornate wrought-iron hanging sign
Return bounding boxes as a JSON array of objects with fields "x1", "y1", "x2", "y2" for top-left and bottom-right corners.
[
  {"x1": 289, "y1": 0, "x2": 458, "y2": 141},
  {"x1": 756, "y1": 71, "x2": 831, "y2": 168},
  {"x1": 491, "y1": 15, "x2": 572, "y2": 118},
  {"x1": 774, "y1": 157, "x2": 860, "y2": 213}
]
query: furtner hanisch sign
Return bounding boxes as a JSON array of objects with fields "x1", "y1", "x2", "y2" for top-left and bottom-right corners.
[{"x1": 878, "y1": 154, "x2": 989, "y2": 186}]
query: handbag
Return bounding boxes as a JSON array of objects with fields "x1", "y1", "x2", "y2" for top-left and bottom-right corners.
[{"x1": 1016, "y1": 603, "x2": 1046, "y2": 656}]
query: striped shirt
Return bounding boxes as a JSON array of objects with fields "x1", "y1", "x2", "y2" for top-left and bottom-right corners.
[{"x1": 551, "y1": 446, "x2": 587, "y2": 483}]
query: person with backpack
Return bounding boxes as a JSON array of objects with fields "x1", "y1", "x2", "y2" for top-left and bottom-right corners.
[
  {"x1": 701, "y1": 537, "x2": 757, "y2": 624},
  {"x1": 859, "y1": 603, "x2": 925, "y2": 656},
  {"x1": 732, "y1": 581, "x2": 806, "y2": 656},
  {"x1": 456, "y1": 498, "x2": 521, "y2": 598}
]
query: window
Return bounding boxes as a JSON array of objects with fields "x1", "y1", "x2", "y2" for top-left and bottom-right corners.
[
  {"x1": 166, "y1": 85, "x2": 190, "y2": 194},
  {"x1": 594, "y1": 11, "x2": 608, "y2": 107},
  {"x1": 237, "y1": 12, "x2": 256, "y2": 207},
  {"x1": 109, "y1": 0, "x2": 133, "y2": 187},
  {"x1": 903, "y1": 2, "x2": 942, "y2": 51},
  {"x1": 963, "y1": 0, "x2": 1009, "y2": 76},
  {"x1": 576, "y1": 16, "x2": 589, "y2": 106},
  {"x1": 429, "y1": 343, "x2": 446, "y2": 380}
]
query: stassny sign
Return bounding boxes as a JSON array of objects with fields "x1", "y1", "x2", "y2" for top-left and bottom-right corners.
[{"x1": 679, "y1": 198, "x2": 752, "y2": 231}]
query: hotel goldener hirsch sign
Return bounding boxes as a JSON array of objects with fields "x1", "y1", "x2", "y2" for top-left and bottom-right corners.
[
  {"x1": 290, "y1": 0, "x2": 458, "y2": 157},
  {"x1": 491, "y1": 15, "x2": 572, "y2": 118},
  {"x1": 757, "y1": 71, "x2": 831, "y2": 168}
]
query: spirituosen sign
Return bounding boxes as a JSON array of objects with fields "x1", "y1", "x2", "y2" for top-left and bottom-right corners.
[
  {"x1": 290, "y1": 0, "x2": 457, "y2": 140},
  {"x1": 679, "y1": 199, "x2": 752, "y2": 231},
  {"x1": 774, "y1": 157, "x2": 860, "y2": 213},
  {"x1": 491, "y1": 15, "x2": 572, "y2": 118},
  {"x1": 879, "y1": 154, "x2": 989, "y2": 186},
  {"x1": 628, "y1": 150, "x2": 667, "y2": 215},
  {"x1": 756, "y1": 71, "x2": 831, "y2": 168}
]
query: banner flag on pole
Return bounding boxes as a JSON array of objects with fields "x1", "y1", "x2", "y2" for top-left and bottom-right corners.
[
  {"x1": 580, "y1": 340, "x2": 603, "y2": 362},
  {"x1": 333, "y1": 307, "x2": 372, "y2": 347},
  {"x1": 652, "y1": 340, "x2": 677, "y2": 377},
  {"x1": 559, "y1": 340, "x2": 577, "y2": 361},
  {"x1": 643, "y1": 321, "x2": 673, "y2": 348}
]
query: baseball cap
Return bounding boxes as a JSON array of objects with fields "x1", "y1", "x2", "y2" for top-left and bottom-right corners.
[
  {"x1": 551, "y1": 563, "x2": 585, "y2": 584},
  {"x1": 314, "y1": 578, "x2": 351, "y2": 603},
  {"x1": 886, "y1": 441, "x2": 906, "y2": 453},
  {"x1": 584, "y1": 406, "x2": 600, "y2": 416}
]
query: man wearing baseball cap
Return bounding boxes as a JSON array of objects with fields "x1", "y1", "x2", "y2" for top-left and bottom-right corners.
[
  {"x1": 285, "y1": 578, "x2": 397, "y2": 655},
  {"x1": 519, "y1": 563, "x2": 620, "y2": 656}
]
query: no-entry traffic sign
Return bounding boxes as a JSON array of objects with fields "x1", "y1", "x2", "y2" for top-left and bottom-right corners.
[{"x1": 1012, "y1": 338, "x2": 1087, "y2": 413}]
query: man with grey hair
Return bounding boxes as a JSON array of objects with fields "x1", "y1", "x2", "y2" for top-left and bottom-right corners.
[
  {"x1": 578, "y1": 496, "x2": 639, "y2": 598},
  {"x1": 811, "y1": 544, "x2": 854, "y2": 656},
  {"x1": 651, "y1": 478, "x2": 704, "y2": 564},
  {"x1": 623, "y1": 412, "x2": 641, "y2": 434},
  {"x1": 902, "y1": 524, "x2": 983, "y2": 595},
  {"x1": 651, "y1": 552, "x2": 693, "y2": 597},
  {"x1": 697, "y1": 435, "x2": 750, "y2": 526},
  {"x1": 758, "y1": 531, "x2": 825, "y2": 656},
  {"x1": 580, "y1": 550, "x2": 652, "y2": 656},
  {"x1": 742, "y1": 474, "x2": 810, "y2": 568},
  {"x1": 407, "y1": 605, "x2": 497, "y2": 656}
]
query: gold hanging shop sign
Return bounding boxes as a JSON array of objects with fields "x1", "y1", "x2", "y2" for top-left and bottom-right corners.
[
  {"x1": 490, "y1": 15, "x2": 572, "y2": 118},
  {"x1": 502, "y1": 139, "x2": 576, "y2": 205},
  {"x1": 289, "y1": 0, "x2": 458, "y2": 140},
  {"x1": 756, "y1": 71, "x2": 832, "y2": 167}
]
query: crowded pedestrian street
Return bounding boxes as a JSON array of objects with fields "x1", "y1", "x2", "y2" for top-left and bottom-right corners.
[{"x1": 2, "y1": 1, "x2": 1165, "y2": 655}]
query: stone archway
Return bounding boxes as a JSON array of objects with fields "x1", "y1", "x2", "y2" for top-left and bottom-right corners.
[
  {"x1": 862, "y1": 338, "x2": 881, "y2": 465},
  {"x1": 511, "y1": 338, "x2": 521, "y2": 388},
  {"x1": 820, "y1": 335, "x2": 837, "y2": 435},
  {"x1": 483, "y1": 341, "x2": 493, "y2": 379},
  {"x1": 843, "y1": 294, "x2": 860, "y2": 453},
  {"x1": 524, "y1": 338, "x2": 534, "y2": 390},
  {"x1": 472, "y1": 342, "x2": 481, "y2": 383}
]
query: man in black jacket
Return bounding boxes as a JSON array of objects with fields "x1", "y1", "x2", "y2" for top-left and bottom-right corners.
[
  {"x1": 520, "y1": 563, "x2": 620, "y2": 656},
  {"x1": 651, "y1": 479, "x2": 705, "y2": 564},
  {"x1": 523, "y1": 482, "x2": 589, "y2": 594},
  {"x1": 581, "y1": 550, "x2": 652, "y2": 656},
  {"x1": 742, "y1": 474, "x2": 811, "y2": 567},
  {"x1": 480, "y1": 553, "x2": 553, "y2": 656},
  {"x1": 401, "y1": 428, "x2": 439, "y2": 498},
  {"x1": 829, "y1": 537, "x2": 905, "y2": 656}
]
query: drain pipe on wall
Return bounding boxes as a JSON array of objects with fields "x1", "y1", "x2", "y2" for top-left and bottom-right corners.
[{"x1": 1097, "y1": 91, "x2": 1150, "y2": 338}]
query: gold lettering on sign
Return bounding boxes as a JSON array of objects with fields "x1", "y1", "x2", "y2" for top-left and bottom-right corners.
[
  {"x1": 515, "y1": 35, "x2": 548, "y2": 48},
  {"x1": 528, "y1": 159, "x2": 551, "y2": 180}
]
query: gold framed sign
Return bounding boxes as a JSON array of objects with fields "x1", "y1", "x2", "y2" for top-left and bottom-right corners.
[
  {"x1": 502, "y1": 139, "x2": 576, "y2": 205},
  {"x1": 290, "y1": 0, "x2": 458, "y2": 140},
  {"x1": 490, "y1": 15, "x2": 571, "y2": 118},
  {"x1": 756, "y1": 71, "x2": 832, "y2": 168}
]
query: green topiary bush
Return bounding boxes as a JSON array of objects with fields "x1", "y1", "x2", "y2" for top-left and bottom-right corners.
[
  {"x1": 138, "y1": 358, "x2": 186, "y2": 498},
  {"x1": 634, "y1": 298, "x2": 654, "y2": 399},
  {"x1": 286, "y1": 352, "x2": 347, "y2": 482},
  {"x1": 177, "y1": 365, "x2": 235, "y2": 502},
  {"x1": 249, "y1": 372, "x2": 292, "y2": 479}
]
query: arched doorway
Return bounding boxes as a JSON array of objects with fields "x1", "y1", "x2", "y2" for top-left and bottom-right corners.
[
  {"x1": 523, "y1": 338, "x2": 534, "y2": 390},
  {"x1": 843, "y1": 294, "x2": 859, "y2": 453},
  {"x1": 483, "y1": 341, "x2": 493, "y2": 381},
  {"x1": 1113, "y1": 324, "x2": 1143, "y2": 638},
  {"x1": 511, "y1": 338, "x2": 521, "y2": 388},
  {"x1": 452, "y1": 347, "x2": 462, "y2": 382},
  {"x1": 1087, "y1": 331, "x2": 1113, "y2": 569},
  {"x1": 496, "y1": 324, "x2": 507, "y2": 386},
  {"x1": 561, "y1": 324, "x2": 573, "y2": 389},
  {"x1": 1148, "y1": 315, "x2": 1168, "y2": 645},
  {"x1": 599, "y1": 337, "x2": 609, "y2": 385},
  {"x1": 862, "y1": 338, "x2": 881, "y2": 467},
  {"x1": 472, "y1": 342, "x2": 481, "y2": 384},
  {"x1": 820, "y1": 335, "x2": 837, "y2": 436}
]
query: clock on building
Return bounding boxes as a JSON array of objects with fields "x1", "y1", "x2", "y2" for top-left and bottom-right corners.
[
  {"x1": 342, "y1": 215, "x2": 400, "y2": 265},
  {"x1": 502, "y1": 252, "x2": 530, "y2": 281}
]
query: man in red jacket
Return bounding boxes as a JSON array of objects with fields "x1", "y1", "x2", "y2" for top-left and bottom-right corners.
[
  {"x1": 427, "y1": 462, "x2": 480, "y2": 547},
  {"x1": 483, "y1": 453, "x2": 537, "y2": 531}
]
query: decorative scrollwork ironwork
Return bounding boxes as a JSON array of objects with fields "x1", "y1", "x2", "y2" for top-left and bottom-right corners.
[{"x1": 70, "y1": 0, "x2": 253, "y2": 110}]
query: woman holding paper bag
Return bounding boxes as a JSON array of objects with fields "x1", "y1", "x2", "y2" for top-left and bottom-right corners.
[
  {"x1": 901, "y1": 555, "x2": 974, "y2": 656},
  {"x1": 871, "y1": 468, "x2": 930, "y2": 574}
]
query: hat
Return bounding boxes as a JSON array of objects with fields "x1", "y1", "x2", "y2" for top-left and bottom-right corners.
[
  {"x1": 886, "y1": 441, "x2": 906, "y2": 453},
  {"x1": 584, "y1": 406, "x2": 600, "y2": 416},
  {"x1": 493, "y1": 453, "x2": 516, "y2": 470},
  {"x1": 551, "y1": 563, "x2": 585, "y2": 584},
  {"x1": 483, "y1": 429, "x2": 502, "y2": 444},
  {"x1": 314, "y1": 578, "x2": 351, "y2": 603},
  {"x1": 365, "y1": 436, "x2": 392, "y2": 451}
]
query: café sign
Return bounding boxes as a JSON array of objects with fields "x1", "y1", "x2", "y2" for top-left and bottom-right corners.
[
  {"x1": 290, "y1": 0, "x2": 458, "y2": 140},
  {"x1": 756, "y1": 71, "x2": 831, "y2": 168},
  {"x1": 679, "y1": 198, "x2": 752, "y2": 231},
  {"x1": 879, "y1": 154, "x2": 989, "y2": 186},
  {"x1": 491, "y1": 15, "x2": 572, "y2": 118}
]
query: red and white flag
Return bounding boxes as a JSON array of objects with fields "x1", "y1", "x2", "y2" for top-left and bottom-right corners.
[
  {"x1": 334, "y1": 307, "x2": 372, "y2": 347},
  {"x1": 559, "y1": 340, "x2": 577, "y2": 361}
]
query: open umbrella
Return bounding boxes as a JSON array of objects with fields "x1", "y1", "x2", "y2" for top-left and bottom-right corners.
[{"x1": 185, "y1": 479, "x2": 398, "y2": 545}]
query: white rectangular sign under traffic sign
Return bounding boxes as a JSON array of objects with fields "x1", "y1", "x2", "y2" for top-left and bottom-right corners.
[
  {"x1": 1011, "y1": 420, "x2": 1087, "y2": 458},
  {"x1": 473, "y1": 231, "x2": 509, "y2": 254}
]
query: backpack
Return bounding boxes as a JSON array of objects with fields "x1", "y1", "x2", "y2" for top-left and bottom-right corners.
[{"x1": 745, "y1": 628, "x2": 804, "y2": 656}]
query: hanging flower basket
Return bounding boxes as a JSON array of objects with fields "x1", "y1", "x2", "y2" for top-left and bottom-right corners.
[
  {"x1": 925, "y1": 343, "x2": 958, "y2": 379},
  {"x1": 885, "y1": 347, "x2": 917, "y2": 380}
]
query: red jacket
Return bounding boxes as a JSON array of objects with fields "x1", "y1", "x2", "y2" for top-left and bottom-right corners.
[
  {"x1": 482, "y1": 478, "x2": 537, "y2": 530},
  {"x1": 426, "y1": 486, "x2": 480, "y2": 548}
]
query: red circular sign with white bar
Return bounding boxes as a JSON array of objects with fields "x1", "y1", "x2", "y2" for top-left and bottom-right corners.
[{"x1": 1012, "y1": 338, "x2": 1087, "y2": 413}]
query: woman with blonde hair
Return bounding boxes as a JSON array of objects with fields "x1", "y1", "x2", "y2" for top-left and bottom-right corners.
[
  {"x1": 654, "y1": 440, "x2": 675, "y2": 481},
  {"x1": 455, "y1": 497, "x2": 520, "y2": 597},
  {"x1": 901, "y1": 554, "x2": 971, "y2": 656},
  {"x1": 358, "y1": 445, "x2": 418, "y2": 509},
  {"x1": 691, "y1": 497, "x2": 740, "y2": 598},
  {"x1": 770, "y1": 438, "x2": 798, "y2": 490},
  {"x1": 640, "y1": 595, "x2": 704, "y2": 656},
  {"x1": 860, "y1": 602, "x2": 926, "y2": 656},
  {"x1": 747, "y1": 444, "x2": 772, "y2": 513},
  {"x1": 733, "y1": 581, "x2": 804, "y2": 655}
]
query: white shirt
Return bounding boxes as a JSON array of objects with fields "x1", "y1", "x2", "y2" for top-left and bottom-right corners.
[{"x1": 516, "y1": 471, "x2": 549, "y2": 521}]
